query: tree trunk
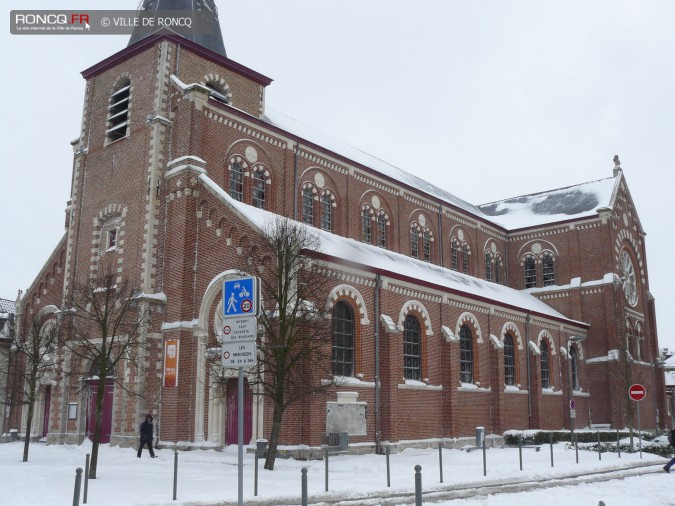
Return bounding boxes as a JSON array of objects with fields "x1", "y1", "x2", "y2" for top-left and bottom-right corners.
[
  {"x1": 22, "y1": 399, "x2": 35, "y2": 462},
  {"x1": 88, "y1": 381, "x2": 106, "y2": 479},
  {"x1": 264, "y1": 402, "x2": 284, "y2": 470},
  {"x1": 22, "y1": 374, "x2": 38, "y2": 462}
]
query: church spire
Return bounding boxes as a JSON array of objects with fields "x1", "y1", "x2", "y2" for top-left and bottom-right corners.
[{"x1": 128, "y1": 0, "x2": 227, "y2": 57}]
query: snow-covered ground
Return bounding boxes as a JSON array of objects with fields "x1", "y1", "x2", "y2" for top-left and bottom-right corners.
[{"x1": 1, "y1": 439, "x2": 672, "y2": 505}]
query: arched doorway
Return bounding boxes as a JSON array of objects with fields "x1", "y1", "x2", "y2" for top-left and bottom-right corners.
[
  {"x1": 86, "y1": 381, "x2": 114, "y2": 443},
  {"x1": 225, "y1": 378, "x2": 252, "y2": 445},
  {"x1": 85, "y1": 359, "x2": 114, "y2": 443}
]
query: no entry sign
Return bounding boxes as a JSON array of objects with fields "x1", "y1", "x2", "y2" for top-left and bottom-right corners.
[{"x1": 628, "y1": 383, "x2": 646, "y2": 401}]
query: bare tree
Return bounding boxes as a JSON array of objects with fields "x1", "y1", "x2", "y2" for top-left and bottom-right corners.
[
  {"x1": 61, "y1": 271, "x2": 151, "y2": 479},
  {"x1": 3, "y1": 309, "x2": 59, "y2": 462},
  {"x1": 251, "y1": 218, "x2": 333, "y2": 470}
]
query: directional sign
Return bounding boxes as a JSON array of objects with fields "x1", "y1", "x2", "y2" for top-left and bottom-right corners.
[
  {"x1": 223, "y1": 276, "x2": 259, "y2": 318},
  {"x1": 222, "y1": 318, "x2": 257, "y2": 342},
  {"x1": 629, "y1": 383, "x2": 646, "y2": 401},
  {"x1": 222, "y1": 340, "x2": 257, "y2": 368}
]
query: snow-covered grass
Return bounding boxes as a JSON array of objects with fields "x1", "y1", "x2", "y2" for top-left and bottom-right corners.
[{"x1": 0, "y1": 439, "x2": 672, "y2": 505}]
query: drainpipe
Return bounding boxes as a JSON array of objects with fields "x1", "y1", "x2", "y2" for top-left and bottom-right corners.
[
  {"x1": 437, "y1": 207, "x2": 444, "y2": 267},
  {"x1": 374, "y1": 274, "x2": 382, "y2": 453},
  {"x1": 293, "y1": 143, "x2": 299, "y2": 221},
  {"x1": 525, "y1": 314, "x2": 532, "y2": 428}
]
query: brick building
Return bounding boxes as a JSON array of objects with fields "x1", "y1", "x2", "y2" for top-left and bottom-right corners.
[{"x1": 11, "y1": 0, "x2": 666, "y2": 450}]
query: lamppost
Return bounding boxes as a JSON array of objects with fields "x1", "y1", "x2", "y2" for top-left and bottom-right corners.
[{"x1": 568, "y1": 335, "x2": 586, "y2": 456}]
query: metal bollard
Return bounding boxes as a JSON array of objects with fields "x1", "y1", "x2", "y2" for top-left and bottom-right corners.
[
  {"x1": 84, "y1": 453, "x2": 90, "y2": 504},
  {"x1": 438, "y1": 443, "x2": 443, "y2": 483},
  {"x1": 386, "y1": 446, "x2": 391, "y2": 488},
  {"x1": 254, "y1": 448, "x2": 259, "y2": 496},
  {"x1": 549, "y1": 433, "x2": 554, "y2": 467},
  {"x1": 324, "y1": 448, "x2": 329, "y2": 492},
  {"x1": 518, "y1": 437, "x2": 523, "y2": 471},
  {"x1": 73, "y1": 468, "x2": 83, "y2": 506},
  {"x1": 301, "y1": 467, "x2": 308, "y2": 506},
  {"x1": 617, "y1": 430, "x2": 621, "y2": 458},
  {"x1": 173, "y1": 448, "x2": 178, "y2": 501},
  {"x1": 414, "y1": 465, "x2": 422, "y2": 506},
  {"x1": 597, "y1": 432, "x2": 602, "y2": 460},
  {"x1": 482, "y1": 435, "x2": 487, "y2": 477}
]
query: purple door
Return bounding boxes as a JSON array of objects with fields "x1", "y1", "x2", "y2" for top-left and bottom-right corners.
[
  {"x1": 225, "y1": 378, "x2": 252, "y2": 445},
  {"x1": 42, "y1": 386, "x2": 51, "y2": 439},
  {"x1": 86, "y1": 381, "x2": 114, "y2": 443}
]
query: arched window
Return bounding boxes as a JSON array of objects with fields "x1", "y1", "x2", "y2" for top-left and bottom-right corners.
[
  {"x1": 320, "y1": 193, "x2": 332, "y2": 232},
  {"x1": 459, "y1": 324, "x2": 473, "y2": 384},
  {"x1": 485, "y1": 252, "x2": 492, "y2": 281},
  {"x1": 461, "y1": 244, "x2": 470, "y2": 274},
  {"x1": 403, "y1": 315, "x2": 421, "y2": 380},
  {"x1": 107, "y1": 79, "x2": 130, "y2": 143},
  {"x1": 634, "y1": 322, "x2": 643, "y2": 361},
  {"x1": 251, "y1": 170, "x2": 266, "y2": 209},
  {"x1": 451, "y1": 240, "x2": 459, "y2": 270},
  {"x1": 423, "y1": 229, "x2": 432, "y2": 262},
  {"x1": 524, "y1": 256, "x2": 536, "y2": 288},
  {"x1": 570, "y1": 345, "x2": 579, "y2": 390},
  {"x1": 332, "y1": 301, "x2": 354, "y2": 376},
  {"x1": 495, "y1": 256, "x2": 502, "y2": 284},
  {"x1": 89, "y1": 357, "x2": 115, "y2": 379},
  {"x1": 205, "y1": 81, "x2": 229, "y2": 104},
  {"x1": 625, "y1": 320, "x2": 633, "y2": 357},
  {"x1": 540, "y1": 340, "x2": 550, "y2": 389},
  {"x1": 361, "y1": 208, "x2": 372, "y2": 243},
  {"x1": 377, "y1": 212, "x2": 387, "y2": 248},
  {"x1": 410, "y1": 224, "x2": 420, "y2": 259},
  {"x1": 542, "y1": 253, "x2": 555, "y2": 286},
  {"x1": 302, "y1": 187, "x2": 314, "y2": 225},
  {"x1": 229, "y1": 162, "x2": 244, "y2": 202},
  {"x1": 504, "y1": 334, "x2": 516, "y2": 386}
]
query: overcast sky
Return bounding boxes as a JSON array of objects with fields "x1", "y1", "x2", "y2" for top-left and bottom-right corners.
[{"x1": 1, "y1": 1, "x2": 673, "y2": 352}]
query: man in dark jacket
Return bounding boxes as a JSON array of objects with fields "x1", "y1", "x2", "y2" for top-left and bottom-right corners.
[
  {"x1": 137, "y1": 414, "x2": 156, "y2": 458},
  {"x1": 664, "y1": 428, "x2": 675, "y2": 472}
]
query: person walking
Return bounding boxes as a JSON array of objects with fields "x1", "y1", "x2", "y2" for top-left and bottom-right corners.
[
  {"x1": 137, "y1": 414, "x2": 156, "y2": 458},
  {"x1": 663, "y1": 427, "x2": 675, "y2": 472}
]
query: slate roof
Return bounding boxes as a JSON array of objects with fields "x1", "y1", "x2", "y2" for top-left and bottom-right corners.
[
  {"x1": 477, "y1": 177, "x2": 619, "y2": 230},
  {"x1": 128, "y1": 0, "x2": 227, "y2": 57},
  {"x1": 0, "y1": 298, "x2": 15, "y2": 314}
]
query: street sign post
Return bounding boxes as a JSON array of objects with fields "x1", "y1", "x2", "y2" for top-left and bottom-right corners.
[
  {"x1": 222, "y1": 318, "x2": 257, "y2": 342},
  {"x1": 628, "y1": 384, "x2": 646, "y2": 401},
  {"x1": 221, "y1": 340, "x2": 257, "y2": 368},
  {"x1": 628, "y1": 384, "x2": 646, "y2": 459},
  {"x1": 221, "y1": 276, "x2": 261, "y2": 506},
  {"x1": 223, "y1": 277, "x2": 259, "y2": 318}
]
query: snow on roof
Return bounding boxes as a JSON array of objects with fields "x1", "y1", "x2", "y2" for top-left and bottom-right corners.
[
  {"x1": 477, "y1": 176, "x2": 619, "y2": 230},
  {"x1": 198, "y1": 173, "x2": 586, "y2": 326},
  {"x1": 0, "y1": 298, "x2": 15, "y2": 314},
  {"x1": 263, "y1": 108, "x2": 490, "y2": 221},
  {"x1": 665, "y1": 370, "x2": 675, "y2": 387}
]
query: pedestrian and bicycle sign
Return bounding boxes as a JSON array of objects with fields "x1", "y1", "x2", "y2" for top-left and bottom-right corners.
[
  {"x1": 222, "y1": 276, "x2": 260, "y2": 370},
  {"x1": 223, "y1": 276, "x2": 260, "y2": 317}
]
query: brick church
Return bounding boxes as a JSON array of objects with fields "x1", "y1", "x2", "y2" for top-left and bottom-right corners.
[{"x1": 11, "y1": 0, "x2": 666, "y2": 451}]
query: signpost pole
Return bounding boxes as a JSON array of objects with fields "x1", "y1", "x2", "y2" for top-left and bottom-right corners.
[
  {"x1": 222, "y1": 276, "x2": 260, "y2": 506},
  {"x1": 628, "y1": 384, "x2": 646, "y2": 459},
  {"x1": 238, "y1": 366, "x2": 244, "y2": 506},
  {"x1": 636, "y1": 400, "x2": 642, "y2": 459}
]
